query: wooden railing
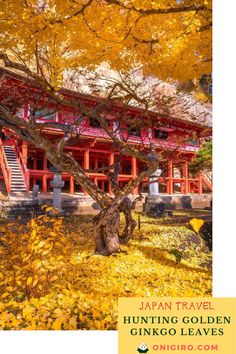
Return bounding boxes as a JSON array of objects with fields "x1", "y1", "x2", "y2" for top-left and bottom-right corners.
[
  {"x1": 0, "y1": 138, "x2": 11, "y2": 193},
  {"x1": 201, "y1": 170, "x2": 212, "y2": 190},
  {"x1": 15, "y1": 144, "x2": 30, "y2": 192}
]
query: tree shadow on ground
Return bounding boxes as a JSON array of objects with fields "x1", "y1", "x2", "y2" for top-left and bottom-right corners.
[
  {"x1": 134, "y1": 243, "x2": 211, "y2": 274},
  {"x1": 138, "y1": 215, "x2": 212, "y2": 227}
]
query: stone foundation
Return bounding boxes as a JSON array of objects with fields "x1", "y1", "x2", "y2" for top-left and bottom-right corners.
[
  {"x1": 144, "y1": 194, "x2": 212, "y2": 212},
  {"x1": 0, "y1": 193, "x2": 212, "y2": 220},
  {"x1": 0, "y1": 196, "x2": 101, "y2": 219}
]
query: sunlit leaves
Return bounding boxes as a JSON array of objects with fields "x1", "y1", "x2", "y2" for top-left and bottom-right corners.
[
  {"x1": 0, "y1": 0, "x2": 212, "y2": 84},
  {"x1": 0, "y1": 212, "x2": 211, "y2": 330}
]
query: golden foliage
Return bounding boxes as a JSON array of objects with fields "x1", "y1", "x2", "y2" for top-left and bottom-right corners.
[
  {"x1": 0, "y1": 212, "x2": 211, "y2": 330},
  {"x1": 0, "y1": 0, "x2": 212, "y2": 86}
]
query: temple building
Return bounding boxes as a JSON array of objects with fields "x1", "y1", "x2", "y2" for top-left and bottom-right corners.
[{"x1": 0, "y1": 68, "x2": 212, "y2": 199}]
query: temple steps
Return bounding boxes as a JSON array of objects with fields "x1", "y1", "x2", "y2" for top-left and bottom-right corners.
[{"x1": 3, "y1": 146, "x2": 26, "y2": 193}]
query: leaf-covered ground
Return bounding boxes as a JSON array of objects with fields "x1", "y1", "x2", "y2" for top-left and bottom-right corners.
[{"x1": 0, "y1": 211, "x2": 212, "y2": 330}]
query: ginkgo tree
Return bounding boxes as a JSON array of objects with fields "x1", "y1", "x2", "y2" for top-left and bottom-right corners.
[
  {"x1": 0, "y1": 0, "x2": 212, "y2": 255},
  {"x1": 0, "y1": 0, "x2": 212, "y2": 86}
]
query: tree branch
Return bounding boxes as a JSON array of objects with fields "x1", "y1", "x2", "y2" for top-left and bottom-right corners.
[{"x1": 105, "y1": 1, "x2": 209, "y2": 16}]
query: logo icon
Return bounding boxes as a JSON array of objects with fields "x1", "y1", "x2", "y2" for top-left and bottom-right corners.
[{"x1": 137, "y1": 343, "x2": 149, "y2": 353}]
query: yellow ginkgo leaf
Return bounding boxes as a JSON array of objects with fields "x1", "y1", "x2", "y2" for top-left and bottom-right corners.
[
  {"x1": 32, "y1": 278, "x2": 39, "y2": 287},
  {"x1": 32, "y1": 260, "x2": 42, "y2": 271},
  {"x1": 26, "y1": 277, "x2": 33, "y2": 286},
  {"x1": 52, "y1": 318, "x2": 63, "y2": 330},
  {"x1": 1, "y1": 292, "x2": 9, "y2": 299},
  {"x1": 189, "y1": 218, "x2": 204, "y2": 234},
  {"x1": 46, "y1": 207, "x2": 53, "y2": 212}
]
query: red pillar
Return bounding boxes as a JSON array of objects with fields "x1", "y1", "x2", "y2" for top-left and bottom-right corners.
[
  {"x1": 43, "y1": 156, "x2": 48, "y2": 193},
  {"x1": 108, "y1": 152, "x2": 114, "y2": 195},
  {"x1": 84, "y1": 149, "x2": 89, "y2": 170},
  {"x1": 42, "y1": 175, "x2": 47, "y2": 193},
  {"x1": 198, "y1": 173, "x2": 203, "y2": 194},
  {"x1": 83, "y1": 150, "x2": 90, "y2": 195},
  {"x1": 22, "y1": 141, "x2": 28, "y2": 166},
  {"x1": 167, "y1": 160, "x2": 173, "y2": 194},
  {"x1": 70, "y1": 176, "x2": 74, "y2": 194},
  {"x1": 132, "y1": 156, "x2": 138, "y2": 195},
  {"x1": 183, "y1": 162, "x2": 189, "y2": 194}
]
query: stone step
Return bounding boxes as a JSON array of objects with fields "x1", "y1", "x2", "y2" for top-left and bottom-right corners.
[
  {"x1": 11, "y1": 184, "x2": 25, "y2": 187},
  {"x1": 11, "y1": 185, "x2": 26, "y2": 188},
  {"x1": 11, "y1": 181, "x2": 25, "y2": 188},
  {"x1": 11, "y1": 184, "x2": 26, "y2": 187}
]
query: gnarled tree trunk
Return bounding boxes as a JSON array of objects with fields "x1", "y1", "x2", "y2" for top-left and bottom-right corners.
[
  {"x1": 93, "y1": 195, "x2": 141, "y2": 255},
  {"x1": 118, "y1": 196, "x2": 138, "y2": 245},
  {"x1": 94, "y1": 201, "x2": 121, "y2": 256}
]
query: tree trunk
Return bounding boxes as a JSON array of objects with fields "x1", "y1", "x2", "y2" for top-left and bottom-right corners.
[
  {"x1": 118, "y1": 197, "x2": 137, "y2": 245},
  {"x1": 94, "y1": 202, "x2": 121, "y2": 256},
  {"x1": 93, "y1": 196, "x2": 138, "y2": 255}
]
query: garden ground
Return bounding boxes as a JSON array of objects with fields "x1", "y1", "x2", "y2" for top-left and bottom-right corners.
[{"x1": 0, "y1": 210, "x2": 212, "y2": 330}]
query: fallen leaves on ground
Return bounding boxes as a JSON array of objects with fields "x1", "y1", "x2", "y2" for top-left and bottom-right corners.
[{"x1": 0, "y1": 212, "x2": 212, "y2": 330}]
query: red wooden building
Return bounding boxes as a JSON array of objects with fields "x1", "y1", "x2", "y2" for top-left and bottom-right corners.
[{"x1": 0, "y1": 68, "x2": 212, "y2": 196}]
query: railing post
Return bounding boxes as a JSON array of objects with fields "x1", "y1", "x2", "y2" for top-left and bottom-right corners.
[
  {"x1": 26, "y1": 170, "x2": 30, "y2": 192},
  {"x1": 8, "y1": 169, "x2": 11, "y2": 193},
  {"x1": 0, "y1": 138, "x2": 11, "y2": 194}
]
